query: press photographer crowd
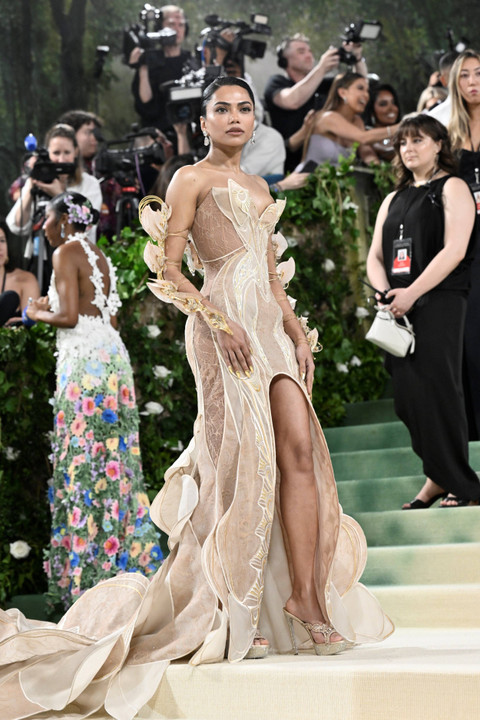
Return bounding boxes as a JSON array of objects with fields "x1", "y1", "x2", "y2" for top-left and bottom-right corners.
[{"x1": 0, "y1": 3, "x2": 476, "y2": 330}]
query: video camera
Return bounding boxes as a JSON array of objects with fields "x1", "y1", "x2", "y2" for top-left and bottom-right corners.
[
  {"x1": 200, "y1": 13, "x2": 271, "y2": 65},
  {"x1": 94, "y1": 128, "x2": 166, "y2": 187},
  {"x1": 163, "y1": 65, "x2": 223, "y2": 125},
  {"x1": 123, "y1": 3, "x2": 177, "y2": 65},
  {"x1": 163, "y1": 13, "x2": 270, "y2": 127},
  {"x1": 336, "y1": 20, "x2": 382, "y2": 65},
  {"x1": 29, "y1": 147, "x2": 76, "y2": 184}
]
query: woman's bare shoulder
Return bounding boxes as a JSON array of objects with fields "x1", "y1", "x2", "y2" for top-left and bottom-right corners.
[
  {"x1": 168, "y1": 163, "x2": 211, "y2": 198},
  {"x1": 9, "y1": 267, "x2": 37, "y2": 284}
]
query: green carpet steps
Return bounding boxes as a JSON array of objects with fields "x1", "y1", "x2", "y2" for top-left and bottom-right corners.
[
  {"x1": 331, "y1": 442, "x2": 480, "y2": 482},
  {"x1": 324, "y1": 421, "x2": 411, "y2": 453},
  {"x1": 362, "y1": 542, "x2": 480, "y2": 586},
  {"x1": 341, "y1": 398, "x2": 399, "y2": 426},
  {"x1": 338, "y1": 476, "x2": 440, "y2": 512},
  {"x1": 367, "y1": 584, "x2": 480, "y2": 628},
  {"x1": 353, "y1": 507, "x2": 480, "y2": 547}
]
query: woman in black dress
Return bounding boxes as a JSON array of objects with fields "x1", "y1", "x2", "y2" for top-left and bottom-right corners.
[
  {"x1": 449, "y1": 49, "x2": 480, "y2": 442},
  {"x1": 367, "y1": 114, "x2": 480, "y2": 508}
]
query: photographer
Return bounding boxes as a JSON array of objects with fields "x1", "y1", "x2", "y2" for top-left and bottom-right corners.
[
  {"x1": 58, "y1": 109, "x2": 103, "y2": 174},
  {"x1": 7, "y1": 123, "x2": 102, "y2": 260},
  {"x1": 129, "y1": 5, "x2": 193, "y2": 143},
  {"x1": 264, "y1": 33, "x2": 367, "y2": 171}
]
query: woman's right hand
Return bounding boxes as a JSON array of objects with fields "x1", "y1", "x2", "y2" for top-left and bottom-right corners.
[
  {"x1": 216, "y1": 319, "x2": 253, "y2": 375},
  {"x1": 32, "y1": 176, "x2": 66, "y2": 198}
]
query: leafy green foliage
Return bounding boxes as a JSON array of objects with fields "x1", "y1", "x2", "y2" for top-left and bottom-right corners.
[
  {"x1": 277, "y1": 157, "x2": 395, "y2": 425},
  {"x1": 0, "y1": 324, "x2": 56, "y2": 603}
]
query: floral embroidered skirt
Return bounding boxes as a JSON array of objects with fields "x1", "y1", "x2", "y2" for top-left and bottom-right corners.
[{"x1": 45, "y1": 334, "x2": 162, "y2": 613}]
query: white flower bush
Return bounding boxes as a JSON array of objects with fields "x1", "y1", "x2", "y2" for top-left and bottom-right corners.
[
  {"x1": 4, "y1": 447, "x2": 20, "y2": 461},
  {"x1": 146, "y1": 325, "x2": 161, "y2": 339},
  {"x1": 355, "y1": 306, "x2": 370, "y2": 319},
  {"x1": 342, "y1": 196, "x2": 358, "y2": 212},
  {"x1": 350, "y1": 355, "x2": 362, "y2": 367},
  {"x1": 336, "y1": 363, "x2": 349, "y2": 374},
  {"x1": 153, "y1": 365, "x2": 172, "y2": 379},
  {"x1": 322, "y1": 258, "x2": 336, "y2": 273},
  {"x1": 10, "y1": 540, "x2": 32, "y2": 559},
  {"x1": 141, "y1": 401, "x2": 164, "y2": 416}
]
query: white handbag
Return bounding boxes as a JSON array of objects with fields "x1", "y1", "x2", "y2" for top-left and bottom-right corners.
[{"x1": 365, "y1": 307, "x2": 415, "y2": 357}]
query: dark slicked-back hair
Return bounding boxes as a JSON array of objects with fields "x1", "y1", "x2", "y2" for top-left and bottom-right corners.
[{"x1": 201, "y1": 76, "x2": 255, "y2": 116}]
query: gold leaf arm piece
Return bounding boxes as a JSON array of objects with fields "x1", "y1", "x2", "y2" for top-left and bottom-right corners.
[{"x1": 139, "y1": 195, "x2": 232, "y2": 334}]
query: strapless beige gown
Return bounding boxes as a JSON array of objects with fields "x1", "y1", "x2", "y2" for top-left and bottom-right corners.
[{"x1": 0, "y1": 180, "x2": 393, "y2": 720}]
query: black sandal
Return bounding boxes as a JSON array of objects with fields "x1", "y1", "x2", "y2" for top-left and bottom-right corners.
[
  {"x1": 440, "y1": 495, "x2": 479, "y2": 507},
  {"x1": 402, "y1": 492, "x2": 446, "y2": 510}
]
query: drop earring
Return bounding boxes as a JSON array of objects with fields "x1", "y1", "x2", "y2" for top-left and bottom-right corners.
[
  {"x1": 60, "y1": 224, "x2": 65, "y2": 239},
  {"x1": 250, "y1": 130, "x2": 256, "y2": 145},
  {"x1": 203, "y1": 131, "x2": 210, "y2": 147}
]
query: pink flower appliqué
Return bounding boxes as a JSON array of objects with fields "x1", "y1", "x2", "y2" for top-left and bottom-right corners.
[
  {"x1": 92, "y1": 442, "x2": 105, "y2": 457},
  {"x1": 71, "y1": 415, "x2": 87, "y2": 437},
  {"x1": 120, "y1": 385, "x2": 130, "y2": 405},
  {"x1": 56, "y1": 410, "x2": 65, "y2": 428},
  {"x1": 138, "y1": 552, "x2": 150, "y2": 567},
  {"x1": 103, "y1": 536, "x2": 120, "y2": 557},
  {"x1": 70, "y1": 507, "x2": 82, "y2": 527},
  {"x1": 106, "y1": 461, "x2": 120, "y2": 481},
  {"x1": 82, "y1": 397, "x2": 96, "y2": 416},
  {"x1": 120, "y1": 480, "x2": 132, "y2": 495},
  {"x1": 111, "y1": 499, "x2": 120, "y2": 520},
  {"x1": 73, "y1": 536, "x2": 87, "y2": 553},
  {"x1": 104, "y1": 395, "x2": 118, "y2": 411},
  {"x1": 66, "y1": 382, "x2": 82, "y2": 402}
]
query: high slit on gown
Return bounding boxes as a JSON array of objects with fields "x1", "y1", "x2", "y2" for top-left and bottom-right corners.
[{"x1": 0, "y1": 180, "x2": 393, "y2": 720}]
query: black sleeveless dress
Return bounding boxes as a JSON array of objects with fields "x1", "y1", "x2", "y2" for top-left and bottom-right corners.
[
  {"x1": 381, "y1": 175, "x2": 480, "y2": 500},
  {"x1": 459, "y1": 149, "x2": 480, "y2": 439}
]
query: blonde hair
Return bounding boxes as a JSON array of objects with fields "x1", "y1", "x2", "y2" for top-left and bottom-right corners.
[
  {"x1": 448, "y1": 49, "x2": 480, "y2": 151},
  {"x1": 416, "y1": 85, "x2": 447, "y2": 113}
]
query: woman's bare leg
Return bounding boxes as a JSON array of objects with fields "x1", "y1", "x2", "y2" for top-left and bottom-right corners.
[{"x1": 270, "y1": 376, "x2": 342, "y2": 643}]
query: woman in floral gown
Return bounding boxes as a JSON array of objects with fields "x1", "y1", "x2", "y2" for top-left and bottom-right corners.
[{"x1": 26, "y1": 191, "x2": 162, "y2": 613}]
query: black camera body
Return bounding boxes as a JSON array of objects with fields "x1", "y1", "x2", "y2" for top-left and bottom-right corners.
[
  {"x1": 163, "y1": 13, "x2": 271, "y2": 128},
  {"x1": 30, "y1": 148, "x2": 75, "y2": 184},
  {"x1": 94, "y1": 129, "x2": 165, "y2": 187},
  {"x1": 163, "y1": 65, "x2": 223, "y2": 125},
  {"x1": 123, "y1": 24, "x2": 177, "y2": 64},
  {"x1": 336, "y1": 20, "x2": 382, "y2": 65},
  {"x1": 201, "y1": 13, "x2": 271, "y2": 66}
]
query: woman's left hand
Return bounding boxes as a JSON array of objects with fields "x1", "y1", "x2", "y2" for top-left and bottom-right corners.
[
  {"x1": 295, "y1": 342, "x2": 315, "y2": 396},
  {"x1": 385, "y1": 287, "x2": 417, "y2": 317},
  {"x1": 26, "y1": 296, "x2": 50, "y2": 321}
]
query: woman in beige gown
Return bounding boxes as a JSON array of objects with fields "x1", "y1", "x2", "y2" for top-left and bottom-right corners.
[{"x1": 0, "y1": 77, "x2": 392, "y2": 720}]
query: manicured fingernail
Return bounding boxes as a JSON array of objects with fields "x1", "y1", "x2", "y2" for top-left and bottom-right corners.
[
  {"x1": 249, "y1": 366, "x2": 253, "y2": 372},
  {"x1": 245, "y1": 370, "x2": 251, "y2": 377},
  {"x1": 236, "y1": 371, "x2": 242, "y2": 378}
]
